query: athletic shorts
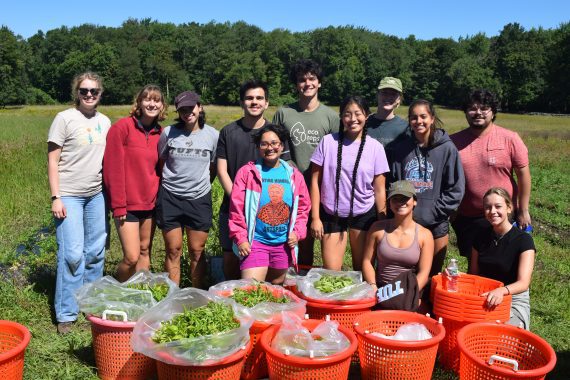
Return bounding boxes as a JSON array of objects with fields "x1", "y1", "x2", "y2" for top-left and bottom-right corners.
[
  {"x1": 218, "y1": 210, "x2": 233, "y2": 251},
  {"x1": 426, "y1": 220, "x2": 449, "y2": 239},
  {"x1": 156, "y1": 187, "x2": 212, "y2": 231},
  {"x1": 124, "y1": 209, "x2": 154, "y2": 223},
  {"x1": 240, "y1": 241, "x2": 291, "y2": 271},
  {"x1": 451, "y1": 214, "x2": 490, "y2": 257},
  {"x1": 321, "y1": 205, "x2": 377, "y2": 234}
]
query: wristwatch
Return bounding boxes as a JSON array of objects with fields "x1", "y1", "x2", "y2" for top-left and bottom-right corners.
[{"x1": 51, "y1": 195, "x2": 61, "y2": 201}]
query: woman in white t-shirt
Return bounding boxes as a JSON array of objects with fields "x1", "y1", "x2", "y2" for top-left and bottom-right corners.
[{"x1": 47, "y1": 72, "x2": 111, "y2": 334}]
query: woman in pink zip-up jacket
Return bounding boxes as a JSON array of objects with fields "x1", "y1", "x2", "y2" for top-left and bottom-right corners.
[{"x1": 229, "y1": 124, "x2": 311, "y2": 284}]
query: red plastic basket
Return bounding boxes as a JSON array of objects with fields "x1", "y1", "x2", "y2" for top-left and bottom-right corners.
[
  {"x1": 301, "y1": 294, "x2": 375, "y2": 365},
  {"x1": 211, "y1": 284, "x2": 304, "y2": 379},
  {"x1": 457, "y1": 322, "x2": 556, "y2": 380},
  {"x1": 88, "y1": 314, "x2": 156, "y2": 380},
  {"x1": 156, "y1": 338, "x2": 252, "y2": 380},
  {"x1": 259, "y1": 318, "x2": 357, "y2": 380},
  {"x1": 241, "y1": 321, "x2": 271, "y2": 380},
  {"x1": 432, "y1": 273, "x2": 512, "y2": 372},
  {"x1": 0, "y1": 320, "x2": 31, "y2": 380},
  {"x1": 353, "y1": 310, "x2": 445, "y2": 380},
  {"x1": 432, "y1": 273, "x2": 511, "y2": 322}
]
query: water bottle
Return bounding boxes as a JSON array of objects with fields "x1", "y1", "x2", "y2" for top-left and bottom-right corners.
[
  {"x1": 446, "y1": 259, "x2": 459, "y2": 292},
  {"x1": 512, "y1": 221, "x2": 533, "y2": 234}
]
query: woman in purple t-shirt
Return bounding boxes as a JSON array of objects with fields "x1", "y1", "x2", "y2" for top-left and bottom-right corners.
[{"x1": 310, "y1": 96, "x2": 389, "y2": 271}]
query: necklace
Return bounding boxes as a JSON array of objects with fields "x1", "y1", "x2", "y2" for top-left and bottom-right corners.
[{"x1": 493, "y1": 231, "x2": 509, "y2": 246}]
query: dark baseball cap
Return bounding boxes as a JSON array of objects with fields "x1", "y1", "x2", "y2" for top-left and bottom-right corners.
[
  {"x1": 174, "y1": 91, "x2": 200, "y2": 110},
  {"x1": 387, "y1": 180, "x2": 416, "y2": 200}
]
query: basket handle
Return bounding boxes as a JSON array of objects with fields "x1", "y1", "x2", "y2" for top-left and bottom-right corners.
[
  {"x1": 102, "y1": 310, "x2": 128, "y2": 322},
  {"x1": 488, "y1": 355, "x2": 519, "y2": 372}
]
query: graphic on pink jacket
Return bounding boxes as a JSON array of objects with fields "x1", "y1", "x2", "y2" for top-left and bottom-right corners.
[{"x1": 228, "y1": 159, "x2": 311, "y2": 270}]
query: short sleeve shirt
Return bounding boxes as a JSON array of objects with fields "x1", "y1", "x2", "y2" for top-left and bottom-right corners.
[
  {"x1": 311, "y1": 133, "x2": 389, "y2": 217},
  {"x1": 254, "y1": 164, "x2": 293, "y2": 244},
  {"x1": 158, "y1": 123, "x2": 219, "y2": 199},
  {"x1": 215, "y1": 118, "x2": 291, "y2": 211},
  {"x1": 451, "y1": 125, "x2": 529, "y2": 217},
  {"x1": 272, "y1": 103, "x2": 339, "y2": 178},
  {"x1": 47, "y1": 108, "x2": 111, "y2": 196},
  {"x1": 474, "y1": 226, "x2": 535, "y2": 285},
  {"x1": 366, "y1": 115, "x2": 409, "y2": 158}
]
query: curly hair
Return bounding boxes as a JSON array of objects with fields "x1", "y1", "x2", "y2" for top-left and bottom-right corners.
[
  {"x1": 289, "y1": 59, "x2": 323, "y2": 84},
  {"x1": 462, "y1": 89, "x2": 500, "y2": 121},
  {"x1": 253, "y1": 123, "x2": 290, "y2": 146}
]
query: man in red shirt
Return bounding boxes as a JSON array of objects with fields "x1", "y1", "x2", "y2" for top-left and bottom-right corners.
[{"x1": 451, "y1": 89, "x2": 532, "y2": 261}]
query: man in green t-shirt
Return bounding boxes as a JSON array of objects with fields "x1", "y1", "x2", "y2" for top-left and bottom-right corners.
[
  {"x1": 366, "y1": 76, "x2": 409, "y2": 159},
  {"x1": 273, "y1": 59, "x2": 339, "y2": 267}
]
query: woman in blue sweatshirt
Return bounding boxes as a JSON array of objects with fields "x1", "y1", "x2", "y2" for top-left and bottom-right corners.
[{"x1": 388, "y1": 99, "x2": 465, "y2": 278}]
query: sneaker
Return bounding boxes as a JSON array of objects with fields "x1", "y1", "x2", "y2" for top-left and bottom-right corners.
[{"x1": 57, "y1": 322, "x2": 73, "y2": 334}]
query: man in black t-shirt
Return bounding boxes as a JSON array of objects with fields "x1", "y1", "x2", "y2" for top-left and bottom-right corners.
[{"x1": 216, "y1": 80, "x2": 290, "y2": 280}]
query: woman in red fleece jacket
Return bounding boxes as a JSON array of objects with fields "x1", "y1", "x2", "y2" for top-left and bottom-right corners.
[{"x1": 103, "y1": 85, "x2": 167, "y2": 281}]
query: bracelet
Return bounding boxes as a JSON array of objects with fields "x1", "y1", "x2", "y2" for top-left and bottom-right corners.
[{"x1": 504, "y1": 286, "x2": 511, "y2": 295}]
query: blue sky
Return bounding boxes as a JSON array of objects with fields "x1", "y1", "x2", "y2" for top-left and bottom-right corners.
[{"x1": 2, "y1": 0, "x2": 569, "y2": 40}]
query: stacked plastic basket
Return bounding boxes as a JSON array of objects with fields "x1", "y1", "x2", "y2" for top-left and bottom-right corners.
[{"x1": 431, "y1": 273, "x2": 511, "y2": 372}]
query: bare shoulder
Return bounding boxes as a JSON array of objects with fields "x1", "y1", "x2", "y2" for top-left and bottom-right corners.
[
  {"x1": 417, "y1": 224, "x2": 434, "y2": 242},
  {"x1": 368, "y1": 220, "x2": 389, "y2": 236}
]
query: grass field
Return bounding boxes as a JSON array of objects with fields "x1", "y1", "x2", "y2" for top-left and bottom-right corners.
[{"x1": 0, "y1": 104, "x2": 568, "y2": 379}]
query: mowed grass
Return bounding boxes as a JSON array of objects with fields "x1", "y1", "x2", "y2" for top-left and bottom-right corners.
[{"x1": 0, "y1": 104, "x2": 568, "y2": 379}]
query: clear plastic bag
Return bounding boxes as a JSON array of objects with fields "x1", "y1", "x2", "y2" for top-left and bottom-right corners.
[
  {"x1": 370, "y1": 322, "x2": 433, "y2": 341},
  {"x1": 209, "y1": 279, "x2": 306, "y2": 324},
  {"x1": 131, "y1": 288, "x2": 253, "y2": 366},
  {"x1": 296, "y1": 268, "x2": 375, "y2": 301},
  {"x1": 271, "y1": 312, "x2": 350, "y2": 357},
  {"x1": 75, "y1": 270, "x2": 178, "y2": 321},
  {"x1": 284, "y1": 267, "x2": 303, "y2": 288}
]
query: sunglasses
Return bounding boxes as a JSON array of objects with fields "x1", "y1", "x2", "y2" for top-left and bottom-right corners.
[{"x1": 78, "y1": 88, "x2": 101, "y2": 96}]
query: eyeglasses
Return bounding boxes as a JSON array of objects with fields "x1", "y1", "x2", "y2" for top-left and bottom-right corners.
[
  {"x1": 467, "y1": 105, "x2": 492, "y2": 115},
  {"x1": 78, "y1": 88, "x2": 101, "y2": 96},
  {"x1": 259, "y1": 141, "x2": 282, "y2": 149}
]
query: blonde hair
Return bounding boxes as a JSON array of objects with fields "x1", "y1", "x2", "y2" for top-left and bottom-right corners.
[
  {"x1": 71, "y1": 72, "x2": 103, "y2": 107},
  {"x1": 129, "y1": 85, "x2": 168, "y2": 122},
  {"x1": 483, "y1": 187, "x2": 513, "y2": 210}
]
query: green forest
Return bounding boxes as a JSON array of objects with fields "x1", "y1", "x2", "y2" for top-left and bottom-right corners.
[{"x1": 1, "y1": 19, "x2": 569, "y2": 112}]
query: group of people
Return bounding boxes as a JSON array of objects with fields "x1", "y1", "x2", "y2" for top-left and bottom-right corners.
[{"x1": 47, "y1": 60, "x2": 535, "y2": 334}]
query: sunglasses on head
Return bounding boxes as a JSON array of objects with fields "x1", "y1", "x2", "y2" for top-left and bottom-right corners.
[{"x1": 78, "y1": 88, "x2": 101, "y2": 96}]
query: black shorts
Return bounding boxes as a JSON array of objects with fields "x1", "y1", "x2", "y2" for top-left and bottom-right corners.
[
  {"x1": 125, "y1": 209, "x2": 154, "y2": 223},
  {"x1": 217, "y1": 210, "x2": 232, "y2": 251},
  {"x1": 321, "y1": 206, "x2": 377, "y2": 234},
  {"x1": 156, "y1": 187, "x2": 212, "y2": 232},
  {"x1": 451, "y1": 214, "x2": 490, "y2": 257},
  {"x1": 426, "y1": 220, "x2": 449, "y2": 239}
]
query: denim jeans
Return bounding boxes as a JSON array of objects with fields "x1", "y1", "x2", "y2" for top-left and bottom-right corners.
[{"x1": 54, "y1": 192, "x2": 107, "y2": 322}]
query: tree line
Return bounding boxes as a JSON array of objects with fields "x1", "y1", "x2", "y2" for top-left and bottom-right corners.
[{"x1": 1, "y1": 19, "x2": 569, "y2": 113}]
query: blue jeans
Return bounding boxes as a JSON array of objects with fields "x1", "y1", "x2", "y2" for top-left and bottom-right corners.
[{"x1": 54, "y1": 192, "x2": 108, "y2": 322}]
